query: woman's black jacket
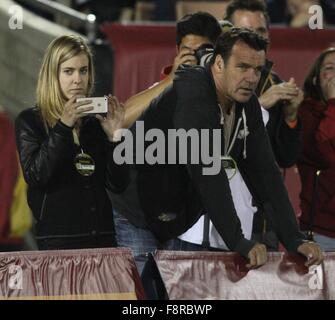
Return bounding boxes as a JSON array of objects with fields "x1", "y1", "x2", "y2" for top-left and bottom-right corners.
[{"x1": 15, "y1": 108, "x2": 129, "y2": 240}]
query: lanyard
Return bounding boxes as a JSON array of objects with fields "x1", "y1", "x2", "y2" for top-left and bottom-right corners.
[
  {"x1": 73, "y1": 129, "x2": 84, "y2": 154},
  {"x1": 72, "y1": 129, "x2": 95, "y2": 176},
  {"x1": 219, "y1": 104, "x2": 242, "y2": 156},
  {"x1": 219, "y1": 105, "x2": 248, "y2": 180}
]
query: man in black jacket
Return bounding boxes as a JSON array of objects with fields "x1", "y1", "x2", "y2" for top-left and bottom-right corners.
[
  {"x1": 110, "y1": 12, "x2": 222, "y2": 274},
  {"x1": 136, "y1": 28, "x2": 323, "y2": 268}
]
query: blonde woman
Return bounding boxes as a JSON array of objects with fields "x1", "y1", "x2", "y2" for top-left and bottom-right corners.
[{"x1": 15, "y1": 35, "x2": 128, "y2": 250}]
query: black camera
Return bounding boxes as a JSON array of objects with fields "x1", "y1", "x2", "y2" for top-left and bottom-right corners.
[{"x1": 194, "y1": 43, "x2": 214, "y2": 67}]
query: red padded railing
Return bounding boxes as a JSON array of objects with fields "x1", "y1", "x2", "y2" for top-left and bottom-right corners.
[
  {"x1": 0, "y1": 248, "x2": 145, "y2": 300},
  {"x1": 154, "y1": 250, "x2": 335, "y2": 300}
]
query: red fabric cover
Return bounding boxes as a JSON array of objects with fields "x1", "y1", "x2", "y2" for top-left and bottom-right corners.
[
  {"x1": 101, "y1": 23, "x2": 176, "y2": 102},
  {"x1": 0, "y1": 248, "x2": 145, "y2": 300},
  {"x1": 154, "y1": 250, "x2": 335, "y2": 300},
  {"x1": 101, "y1": 24, "x2": 335, "y2": 102},
  {"x1": 0, "y1": 112, "x2": 18, "y2": 240},
  {"x1": 267, "y1": 28, "x2": 335, "y2": 86}
]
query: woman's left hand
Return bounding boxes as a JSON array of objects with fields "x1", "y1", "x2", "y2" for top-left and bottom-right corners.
[{"x1": 96, "y1": 95, "x2": 125, "y2": 142}]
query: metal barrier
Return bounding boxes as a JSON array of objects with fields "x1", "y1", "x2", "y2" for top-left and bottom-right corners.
[{"x1": 17, "y1": 0, "x2": 97, "y2": 43}]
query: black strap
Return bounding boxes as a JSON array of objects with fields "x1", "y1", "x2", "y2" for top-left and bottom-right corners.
[{"x1": 201, "y1": 213, "x2": 210, "y2": 250}]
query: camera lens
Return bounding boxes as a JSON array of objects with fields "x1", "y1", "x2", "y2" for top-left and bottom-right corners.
[{"x1": 195, "y1": 44, "x2": 214, "y2": 67}]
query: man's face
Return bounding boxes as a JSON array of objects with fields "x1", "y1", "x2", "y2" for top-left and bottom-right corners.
[
  {"x1": 231, "y1": 10, "x2": 269, "y2": 41},
  {"x1": 215, "y1": 41, "x2": 265, "y2": 103},
  {"x1": 177, "y1": 34, "x2": 212, "y2": 63}
]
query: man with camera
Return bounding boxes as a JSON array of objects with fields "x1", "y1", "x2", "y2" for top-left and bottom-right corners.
[
  {"x1": 110, "y1": 12, "x2": 222, "y2": 274},
  {"x1": 122, "y1": 12, "x2": 221, "y2": 129}
]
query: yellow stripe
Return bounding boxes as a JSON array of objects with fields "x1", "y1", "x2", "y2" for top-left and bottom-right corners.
[
  {"x1": 0, "y1": 292, "x2": 137, "y2": 300},
  {"x1": 260, "y1": 72, "x2": 275, "y2": 96}
]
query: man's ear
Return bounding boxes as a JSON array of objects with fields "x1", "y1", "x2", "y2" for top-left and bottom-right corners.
[
  {"x1": 214, "y1": 55, "x2": 224, "y2": 72},
  {"x1": 313, "y1": 76, "x2": 317, "y2": 86}
]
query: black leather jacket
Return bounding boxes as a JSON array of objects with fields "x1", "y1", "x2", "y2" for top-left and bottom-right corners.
[{"x1": 15, "y1": 107, "x2": 129, "y2": 240}]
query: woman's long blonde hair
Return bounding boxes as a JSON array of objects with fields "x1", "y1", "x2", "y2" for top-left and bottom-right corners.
[{"x1": 36, "y1": 35, "x2": 94, "y2": 128}]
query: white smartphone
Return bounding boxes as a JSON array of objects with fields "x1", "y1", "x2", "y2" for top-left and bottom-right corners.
[{"x1": 76, "y1": 96, "x2": 108, "y2": 114}]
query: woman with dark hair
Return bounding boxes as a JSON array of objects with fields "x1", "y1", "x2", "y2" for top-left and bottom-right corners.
[
  {"x1": 15, "y1": 35, "x2": 128, "y2": 250},
  {"x1": 297, "y1": 47, "x2": 335, "y2": 250}
]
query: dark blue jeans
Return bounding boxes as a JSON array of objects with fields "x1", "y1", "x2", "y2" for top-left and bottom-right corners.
[{"x1": 113, "y1": 210, "x2": 175, "y2": 275}]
